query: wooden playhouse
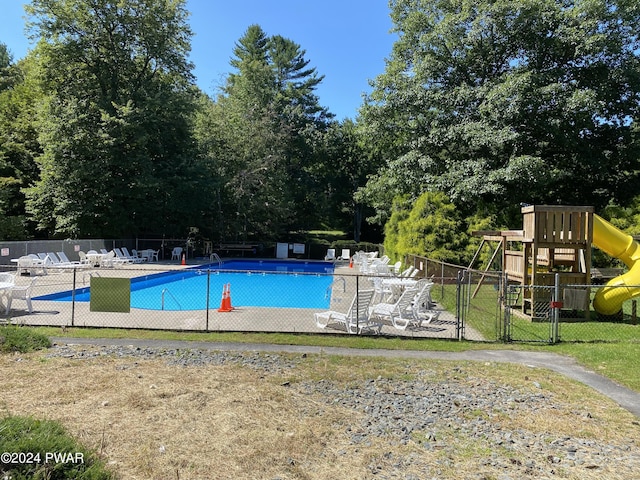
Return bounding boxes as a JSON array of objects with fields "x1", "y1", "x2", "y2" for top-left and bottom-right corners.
[{"x1": 472, "y1": 205, "x2": 594, "y2": 319}]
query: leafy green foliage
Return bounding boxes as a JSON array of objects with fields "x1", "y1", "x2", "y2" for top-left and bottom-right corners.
[
  {"x1": 0, "y1": 52, "x2": 42, "y2": 239},
  {"x1": 385, "y1": 192, "x2": 469, "y2": 264},
  {"x1": 23, "y1": 0, "x2": 202, "y2": 238},
  {"x1": 0, "y1": 415, "x2": 113, "y2": 479},
  {"x1": 0, "y1": 326, "x2": 51, "y2": 353},
  {"x1": 361, "y1": 0, "x2": 640, "y2": 227},
  {"x1": 196, "y1": 24, "x2": 341, "y2": 242}
]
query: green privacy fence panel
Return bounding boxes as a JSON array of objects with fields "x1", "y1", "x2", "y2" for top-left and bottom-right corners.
[{"x1": 90, "y1": 277, "x2": 131, "y2": 313}]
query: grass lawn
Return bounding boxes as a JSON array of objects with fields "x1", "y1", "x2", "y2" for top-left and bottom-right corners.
[{"x1": 30, "y1": 322, "x2": 640, "y2": 393}]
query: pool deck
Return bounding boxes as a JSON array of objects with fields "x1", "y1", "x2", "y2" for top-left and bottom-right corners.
[{"x1": 1, "y1": 259, "x2": 481, "y2": 340}]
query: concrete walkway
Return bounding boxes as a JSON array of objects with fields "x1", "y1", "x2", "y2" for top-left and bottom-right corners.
[{"x1": 50, "y1": 336, "x2": 640, "y2": 419}]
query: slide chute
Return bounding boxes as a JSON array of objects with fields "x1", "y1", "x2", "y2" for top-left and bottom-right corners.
[{"x1": 592, "y1": 214, "x2": 640, "y2": 315}]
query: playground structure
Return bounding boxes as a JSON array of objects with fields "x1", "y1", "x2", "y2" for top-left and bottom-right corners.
[{"x1": 471, "y1": 205, "x2": 640, "y2": 319}]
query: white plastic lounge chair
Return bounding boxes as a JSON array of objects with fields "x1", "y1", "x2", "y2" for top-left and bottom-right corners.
[
  {"x1": 114, "y1": 248, "x2": 134, "y2": 263},
  {"x1": 373, "y1": 262, "x2": 392, "y2": 275},
  {"x1": 324, "y1": 249, "x2": 336, "y2": 261},
  {"x1": 369, "y1": 286, "x2": 419, "y2": 331},
  {"x1": 122, "y1": 247, "x2": 144, "y2": 263},
  {"x1": 411, "y1": 281, "x2": 439, "y2": 326},
  {"x1": 315, "y1": 289, "x2": 380, "y2": 334},
  {"x1": 46, "y1": 252, "x2": 73, "y2": 267},
  {"x1": 44, "y1": 252, "x2": 78, "y2": 270},
  {"x1": 57, "y1": 251, "x2": 90, "y2": 268},
  {"x1": 6, "y1": 277, "x2": 37, "y2": 314},
  {"x1": 56, "y1": 252, "x2": 76, "y2": 264},
  {"x1": 131, "y1": 249, "x2": 148, "y2": 262},
  {"x1": 340, "y1": 249, "x2": 351, "y2": 261},
  {"x1": 399, "y1": 266, "x2": 415, "y2": 278}
]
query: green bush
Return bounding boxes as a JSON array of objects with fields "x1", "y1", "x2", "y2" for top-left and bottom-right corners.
[
  {"x1": 0, "y1": 326, "x2": 51, "y2": 353},
  {"x1": 0, "y1": 415, "x2": 114, "y2": 479},
  {"x1": 330, "y1": 240, "x2": 380, "y2": 254},
  {"x1": 385, "y1": 192, "x2": 469, "y2": 264}
]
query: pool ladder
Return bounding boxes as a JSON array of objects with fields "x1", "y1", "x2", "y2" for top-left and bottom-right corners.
[
  {"x1": 161, "y1": 288, "x2": 182, "y2": 310},
  {"x1": 210, "y1": 253, "x2": 222, "y2": 267},
  {"x1": 82, "y1": 271, "x2": 101, "y2": 285},
  {"x1": 325, "y1": 277, "x2": 346, "y2": 299}
]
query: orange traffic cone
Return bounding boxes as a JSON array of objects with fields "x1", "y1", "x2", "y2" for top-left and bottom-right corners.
[
  {"x1": 349, "y1": 256, "x2": 353, "y2": 268},
  {"x1": 217, "y1": 283, "x2": 233, "y2": 312},
  {"x1": 181, "y1": 252, "x2": 186, "y2": 265}
]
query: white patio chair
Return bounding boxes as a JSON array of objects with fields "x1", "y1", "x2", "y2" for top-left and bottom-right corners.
[
  {"x1": 131, "y1": 249, "x2": 148, "y2": 262},
  {"x1": 171, "y1": 247, "x2": 183, "y2": 260},
  {"x1": 324, "y1": 248, "x2": 336, "y2": 261},
  {"x1": 411, "y1": 281, "x2": 439, "y2": 326},
  {"x1": 114, "y1": 248, "x2": 134, "y2": 263},
  {"x1": 122, "y1": 247, "x2": 144, "y2": 263},
  {"x1": 315, "y1": 289, "x2": 381, "y2": 334},
  {"x1": 369, "y1": 285, "x2": 419, "y2": 331},
  {"x1": 6, "y1": 277, "x2": 37, "y2": 314}
]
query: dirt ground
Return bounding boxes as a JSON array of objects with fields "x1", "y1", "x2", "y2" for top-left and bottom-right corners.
[{"x1": 1, "y1": 346, "x2": 639, "y2": 479}]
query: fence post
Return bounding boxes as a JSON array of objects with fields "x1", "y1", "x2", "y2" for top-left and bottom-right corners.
[
  {"x1": 355, "y1": 275, "x2": 360, "y2": 335},
  {"x1": 71, "y1": 268, "x2": 76, "y2": 327},
  {"x1": 205, "y1": 269, "x2": 210, "y2": 331},
  {"x1": 440, "y1": 261, "x2": 445, "y2": 301},
  {"x1": 501, "y1": 272, "x2": 509, "y2": 342},
  {"x1": 455, "y1": 270, "x2": 464, "y2": 340},
  {"x1": 552, "y1": 273, "x2": 561, "y2": 343}
]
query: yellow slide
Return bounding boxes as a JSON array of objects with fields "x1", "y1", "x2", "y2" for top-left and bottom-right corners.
[{"x1": 592, "y1": 214, "x2": 640, "y2": 315}]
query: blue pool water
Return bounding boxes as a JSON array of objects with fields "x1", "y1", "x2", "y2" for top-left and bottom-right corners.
[{"x1": 36, "y1": 259, "x2": 335, "y2": 311}]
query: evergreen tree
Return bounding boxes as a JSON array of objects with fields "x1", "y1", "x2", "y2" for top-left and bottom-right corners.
[{"x1": 200, "y1": 24, "x2": 332, "y2": 241}]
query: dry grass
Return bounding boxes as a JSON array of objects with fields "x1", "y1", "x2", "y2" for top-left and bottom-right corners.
[{"x1": 1, "y1": 348, "x2": 639, "y2": 479}]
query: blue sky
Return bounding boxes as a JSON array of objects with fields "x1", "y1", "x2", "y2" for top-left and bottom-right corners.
[{"x1": 0, "y1": 1, "x2": 397, "y2": 121}]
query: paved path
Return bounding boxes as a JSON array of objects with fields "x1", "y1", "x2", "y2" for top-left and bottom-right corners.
[{"x1": 51, "y1": 336, "x2": 640, "y2": 418}]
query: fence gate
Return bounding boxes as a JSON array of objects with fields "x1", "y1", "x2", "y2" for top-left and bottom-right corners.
[{"x1": 501, "y1": 282, "x2": 560, "y2": 344}]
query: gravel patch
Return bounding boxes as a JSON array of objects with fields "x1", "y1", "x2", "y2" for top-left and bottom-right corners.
[{"x1": 46, "y1": 343, "x2": 640, "y2": 479}]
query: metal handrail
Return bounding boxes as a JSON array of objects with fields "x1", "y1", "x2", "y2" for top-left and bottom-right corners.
[
  {"x1": 161, "y1": 288, "x2": 182, "y2": 310},
  {"x1": 210, "y1": 252, "x2": 222, "y2": 267},
  {"x1": 325, "y1": 277, "x2": 346, "y2": 299},
  {"x1": 82, "y1": 271, "x2": 100, "y2": 285}
]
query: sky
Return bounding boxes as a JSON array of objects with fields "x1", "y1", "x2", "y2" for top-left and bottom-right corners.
[{"x1": 0, "y1": 0, "x2": 397, "y2": 121}]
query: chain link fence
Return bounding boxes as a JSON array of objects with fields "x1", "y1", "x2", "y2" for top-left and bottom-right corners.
[
  {"x1": 3, "y1": 252, "x2": 638, "y2": 344},
  {"x1": 503, "y1": 282, "x2": 640, "y2": 343},
  {"x1": 406, "y1": 255, "x2": 640, "y2": 344},
  {"x1": 0, "y1": 259, "x2": 463, "y2": 339}
]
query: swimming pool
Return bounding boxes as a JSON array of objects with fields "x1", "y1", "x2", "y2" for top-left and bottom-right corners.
[{"x1": 36, "y1": 259, "x2": 335, "y2": 311}]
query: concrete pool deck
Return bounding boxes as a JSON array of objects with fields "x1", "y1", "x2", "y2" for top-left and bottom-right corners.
[{"x1": 1, "y1": 259, "x2": 479, "y2": 340}]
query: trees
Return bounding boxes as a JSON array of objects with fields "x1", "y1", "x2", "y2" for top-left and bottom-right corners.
[
  {"x1": 360, "y1": 0, "x2": 640, "y2": 228},
  {"x1": 23, "y1": 0, "x2": 201, "y2": 238},
  {"x1": 320, "y1": 120, "x2": 382, "y2": 242},
  {"x1": 0, "y1": 46, "x2": 42, "y2": 239},
  {"x1": 198, "y1": 25, "x2": 334, "y2": 242}
]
